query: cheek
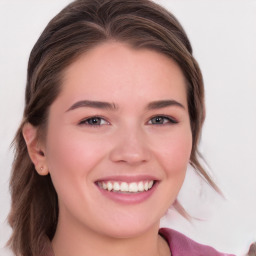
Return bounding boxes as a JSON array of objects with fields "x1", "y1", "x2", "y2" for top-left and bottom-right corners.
[
  {"x1": 156, "y1": 129, "x2": 192, "y2": 170},
  {"x1": 43, "y1": 127, "x2": 111, "y2": 215},
  {"x1": 150, "y1": 128, "x2": 192, "y2": 212},
  {"x1": 44, "y1": 126, "x2": 105, "y2": 189}
]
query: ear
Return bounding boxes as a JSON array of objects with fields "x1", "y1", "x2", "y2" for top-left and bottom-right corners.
[{"x1": 22, "y1": 123, "x2": 49, "y2": 176}]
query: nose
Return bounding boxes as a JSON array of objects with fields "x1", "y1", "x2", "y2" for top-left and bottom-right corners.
[{"x1": 109, "y1": 125, "x2": 151, "y2": 165}]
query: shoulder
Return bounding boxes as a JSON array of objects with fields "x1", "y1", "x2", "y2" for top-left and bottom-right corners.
[{"x1": 159, "y1": 228, "x2": 236, "y2": 256}]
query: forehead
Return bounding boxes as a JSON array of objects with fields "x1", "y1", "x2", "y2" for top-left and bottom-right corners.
[{"x1": 58, "y1": 41, "x2": 188, "y2": 109}]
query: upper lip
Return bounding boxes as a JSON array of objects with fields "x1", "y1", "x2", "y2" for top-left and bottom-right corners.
[{"x1": 95, "y1": 175, "x2": 159, "y2": 183}]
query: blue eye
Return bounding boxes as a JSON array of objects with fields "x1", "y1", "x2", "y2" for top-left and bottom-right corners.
[
  {"x1": 79, "y1": 117, "x2": 109, "y2": 126},
  {"x1": 148, "y1": 116, "x2": 177, "y2": 125}
]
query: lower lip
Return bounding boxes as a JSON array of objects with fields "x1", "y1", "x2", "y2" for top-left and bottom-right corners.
[{"x1": 96, "y1": 182, "x2": 158, "y2": 204}]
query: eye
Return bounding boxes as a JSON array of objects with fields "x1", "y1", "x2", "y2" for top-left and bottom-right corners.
[
  {"x1": 79, "y1": 116, "x2": 109, "y2": 126},
  {"x1": 148, "y1": 115, "x2": 178, "y2": 125}
]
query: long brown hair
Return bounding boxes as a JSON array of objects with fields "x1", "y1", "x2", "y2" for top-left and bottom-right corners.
[{"x1": 8, "y1": 0, "x2": 219, "y2": 255}]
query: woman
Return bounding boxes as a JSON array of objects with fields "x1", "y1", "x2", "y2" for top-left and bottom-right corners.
[{"x1": 8, "y1": 0, "x2": 236, "y2": 255}]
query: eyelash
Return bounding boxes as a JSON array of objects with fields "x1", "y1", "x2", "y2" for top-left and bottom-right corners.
[
  {"x1": 78, "y1": 115, "x2": 178, "y2": 127},
  {"x1": 78, "y1": 116, "x2": 109, "y2": 126},
  {"x1": 147, "y1": 115, "x2": 178, "y2": 125}
]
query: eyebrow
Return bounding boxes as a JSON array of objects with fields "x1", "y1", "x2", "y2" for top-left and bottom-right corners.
[
  {"x1": 146, "y1": 100, "x2": 185, "y2": 110},
  {"x1": 66, "y1": 99, "x2": 185, "y2": 112},
  {"x1": 66, "y1": 100, "x2": 118, "y2": 112}
]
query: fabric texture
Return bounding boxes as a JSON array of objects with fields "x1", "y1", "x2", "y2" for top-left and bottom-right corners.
[
  {"x1": 159, "y1": 228, "x2": 236, "y2": 256},
  {"x1": 40, "y1": 228, "x2": 236, "y2": 256}
]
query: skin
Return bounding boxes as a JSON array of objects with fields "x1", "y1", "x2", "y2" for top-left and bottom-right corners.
[{"x1": 23, "y1": 42, "x2": 192, "y2": 256}]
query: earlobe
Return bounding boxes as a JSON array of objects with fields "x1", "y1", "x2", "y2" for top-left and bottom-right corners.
[{"x1": 22, "y1": 123, "x2": 49, "y2": 176}]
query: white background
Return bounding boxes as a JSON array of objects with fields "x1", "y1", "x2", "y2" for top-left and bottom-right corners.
[{"x1": 0, "y1": 1, "x2": 255, "y2": 255}]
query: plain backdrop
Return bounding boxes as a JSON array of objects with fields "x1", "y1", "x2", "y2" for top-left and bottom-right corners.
[{"x1": 0, "y1": 1, "x2": 255, "y2": 255}]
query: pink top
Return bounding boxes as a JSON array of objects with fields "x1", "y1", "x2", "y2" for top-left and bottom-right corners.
[
  {"x1": 40, "y1": 228, "x2": 236, "y2": 256},
  {"x1": 159, "y1": 228, "x2": 236, "y2": 256}
]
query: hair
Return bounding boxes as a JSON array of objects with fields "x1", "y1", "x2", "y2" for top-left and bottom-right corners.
[{"x1": 8, "y1": 0, "x2": 220, "y2": 255}]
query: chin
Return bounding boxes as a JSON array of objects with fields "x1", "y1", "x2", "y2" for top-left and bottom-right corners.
[{"x1": 95, "y1": 214, "x2": 160, "y2": 239}]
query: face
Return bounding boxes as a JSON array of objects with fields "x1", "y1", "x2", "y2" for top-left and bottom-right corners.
[{"x1": 44, "y1": 42, "x2": 192, "y2": 238}]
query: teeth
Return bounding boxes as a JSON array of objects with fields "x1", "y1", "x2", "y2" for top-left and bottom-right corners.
[
  {"x1": 107, "y1": 181, "x2": 113, "y2": 191},
  {"x1": 120, "y1": 182, "x2": 129, "y2": 192},
  {"x1": 144, "y1": 182, "x2": 149, "y2": 191},
  {"x1": 102, "y1": 182, "x2": 107, "y2": 190},
  {"x1": 113, "y1": 182, "x2": 120, "y2": 191},
  {"x1": 138, "y1": 181, "x2": 144, "y2": 192},
  {"x1": 129, "y1": 182, "x2": 138, "y2": 193},
  {"x1": 98, "y1": 180, "x2": 155, "y2": 193}
]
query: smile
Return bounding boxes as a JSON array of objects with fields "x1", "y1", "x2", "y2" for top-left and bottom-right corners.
[{"x1": 96, "y1": 180, "x2": 155, "y2": 193}]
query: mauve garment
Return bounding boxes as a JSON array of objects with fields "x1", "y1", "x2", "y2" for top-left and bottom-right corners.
[
  {"x1": 159, "y1": 228, "x2": 236, "y2": 256},
  {"x1": 40, "y1": 228, "x2": 236, "y2": 256}
]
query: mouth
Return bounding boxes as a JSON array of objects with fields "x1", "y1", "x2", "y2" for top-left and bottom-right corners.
[
  {"x1": 96, "y1": 180, "x2": 155, "y2": 193},
  {"x1": 95, "y1": 176, "x2": 159, "y2": 204}
]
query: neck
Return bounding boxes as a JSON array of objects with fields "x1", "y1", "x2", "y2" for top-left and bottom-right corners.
[{"x1": 52, "y1": 214, "x2": 170, "y2": 256}]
